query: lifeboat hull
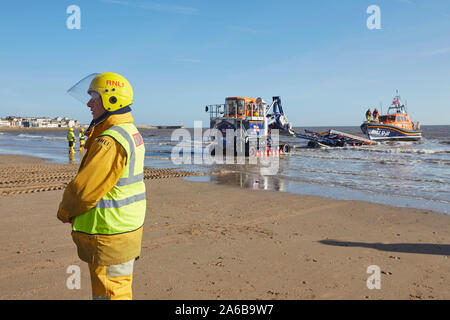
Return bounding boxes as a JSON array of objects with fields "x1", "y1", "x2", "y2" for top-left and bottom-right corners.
[{"x1": 360, "y1": 122, "x2": 422, "y2": 141}]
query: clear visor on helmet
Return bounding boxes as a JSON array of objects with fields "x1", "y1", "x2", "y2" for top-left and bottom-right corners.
[{"x1": 67, "y1": 73, "x2": 100, "y2": 104}]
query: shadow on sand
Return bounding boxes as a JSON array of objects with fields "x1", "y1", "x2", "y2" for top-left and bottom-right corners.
[{"x1": 318, "y1": 240, "x2": 450, "y2": 256}]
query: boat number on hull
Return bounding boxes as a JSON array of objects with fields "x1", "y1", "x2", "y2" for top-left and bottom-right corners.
[{"x1": 369, "y1": 128, "x2": 390, "y2": 137}]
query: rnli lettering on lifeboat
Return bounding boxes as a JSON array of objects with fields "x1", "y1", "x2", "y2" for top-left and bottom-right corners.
[{"x1": 369, "y1": 128, "x2": 390, "y2": 137}]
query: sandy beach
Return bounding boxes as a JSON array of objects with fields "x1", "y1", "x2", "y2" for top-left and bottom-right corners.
[{"x1": 0, "y1": 154, "x2": 449, "y2": 300}]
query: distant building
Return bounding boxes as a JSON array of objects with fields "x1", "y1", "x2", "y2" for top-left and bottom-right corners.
[
  {"x1": 0, "y1": 120, "x2": 10, "y2": 127},
  {"x1": 22, "y1": 120, "x2": 36, "y2": 128},
  {"x1": 0, "y1": 115, "x2": 83, "y2": 128}
]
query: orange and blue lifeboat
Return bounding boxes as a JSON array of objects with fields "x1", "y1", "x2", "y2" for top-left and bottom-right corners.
[{"x1": 360, "y1": 95, "x2": 422, "y2": 141}]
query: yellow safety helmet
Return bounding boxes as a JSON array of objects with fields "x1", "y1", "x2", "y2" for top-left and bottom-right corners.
[
  {"x1": 88, "y1": 72, "x2": 133, "y2": 112},
  {"x1": 67, "y1": 72, "x2": 133, "y2": 112},
  {"x1": 69, "y1": 128, "x2": 73, "y2": 131}
]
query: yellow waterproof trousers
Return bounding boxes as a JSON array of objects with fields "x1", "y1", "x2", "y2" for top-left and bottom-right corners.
[
  {"x1": 88, "y1": 259, "x2": 135, "y2": 300},
  {"x1": 79, "y1": 139, "x2": 85, "y2": 150}
]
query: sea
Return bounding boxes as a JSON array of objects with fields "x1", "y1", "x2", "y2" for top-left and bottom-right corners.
[{"x1": 0, "y1": 125, "x2": 449, "y2": 215}]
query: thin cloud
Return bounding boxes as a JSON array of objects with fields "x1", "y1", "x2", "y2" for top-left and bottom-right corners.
[
  {"x1": 423, "y1": 47, "x2": 450, "y2": 56},
  {"x1": 100, "y1": 0, "x2": 199, "y2": 15},
  {"x1": 397, "y1": 0, "x2": 415, "y2": 4}
]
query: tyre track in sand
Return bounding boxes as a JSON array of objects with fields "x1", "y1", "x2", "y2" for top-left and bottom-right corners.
[{"x1": 0, "y1": 164, "x2": 216, "y2": 196}]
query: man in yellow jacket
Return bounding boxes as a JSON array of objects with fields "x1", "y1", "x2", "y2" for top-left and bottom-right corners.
[
  {"x1": 78, "y1": 127, "x2": 86, "y2": 150},
  {"x1": 67, "y1": 128, "x2": 75, "y2": 154},
  {"x1": 57, "y1": 72, "x2": 146, "y2": 300}
]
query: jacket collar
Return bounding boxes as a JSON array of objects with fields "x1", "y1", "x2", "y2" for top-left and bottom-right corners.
[
  {"x1": 86, "y1": 106, "x2": 132, "y2": 132},
  {"x1": 85, "y1": 111, "x2": 135, "y2": 150}
]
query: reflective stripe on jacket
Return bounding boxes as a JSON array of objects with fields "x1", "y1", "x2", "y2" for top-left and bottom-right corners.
[{"x1": 72, "y1": 123, "x2": 146, "y2": 235}]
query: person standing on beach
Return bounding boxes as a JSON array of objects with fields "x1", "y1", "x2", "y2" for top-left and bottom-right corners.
[
  {"x1": 78, "y1": 127, "x2": 86, "y2": 151},
  {"x1": 57, "y1": 72, "x2": 146, "y2": 300},
  {"x1": 66, "y1": 128, "x2": 75, "y2": 154}
]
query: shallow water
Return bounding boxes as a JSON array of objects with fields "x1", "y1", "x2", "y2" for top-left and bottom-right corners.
[{"x1": 0, "y1": 125, "x2": 449, "y2": 214}]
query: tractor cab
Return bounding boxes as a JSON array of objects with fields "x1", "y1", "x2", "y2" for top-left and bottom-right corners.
[{"x1": 224, "y1": 97, "x2": 265, "y2": 119}]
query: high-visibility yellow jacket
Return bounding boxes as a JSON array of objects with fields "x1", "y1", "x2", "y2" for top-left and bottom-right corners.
[
  {"x1": 67, "y1": 131, "x2": 75, "y2": 142},
  {"x1": 57, "y1": 112, "x2": 146, "y2": 265}
]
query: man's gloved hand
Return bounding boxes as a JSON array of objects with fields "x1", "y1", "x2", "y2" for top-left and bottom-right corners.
[{"x1": 57, "y1": 207, "x2": 73, "y2": 224}]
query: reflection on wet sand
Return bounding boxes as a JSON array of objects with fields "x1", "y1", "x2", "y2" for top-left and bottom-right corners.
[
  {"x1": 68, "y1": 152, "x2": 75, "y2": 164},
  {"x1": 79, "y1": 149, "x2": 86, "y2": 161},
  {"x1": 210, "y1": 171, "x2": 288, "y2": 192},
  {"x1": 68, "y1": 149, "x2": 85, "y2": 164}
]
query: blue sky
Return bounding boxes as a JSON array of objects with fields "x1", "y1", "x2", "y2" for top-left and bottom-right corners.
[{"x1": 0, "y1": 0, "x2": 449, "y2": 126}]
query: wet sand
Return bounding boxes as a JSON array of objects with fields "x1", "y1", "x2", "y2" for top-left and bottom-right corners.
[{"x1": 0, "y1": 154, "x2": 449, "y2": 300}]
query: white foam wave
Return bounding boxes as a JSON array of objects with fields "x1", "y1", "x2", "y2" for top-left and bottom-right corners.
[
  {"x1": 16, "y1": 134, "x2": 66, "y2": 141},
  {"x1": 145, "y1": 156, "x2": 171, "y2": 160},
  {"x1": 288, "y1": 167, "x2": 446, "y2": 184},
  {"x1": 291, "y1": 153, "x2": 450, "y2": 166},
  {"x1": 158, "y1": 141, "x2": 176, "y2": 146}
]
